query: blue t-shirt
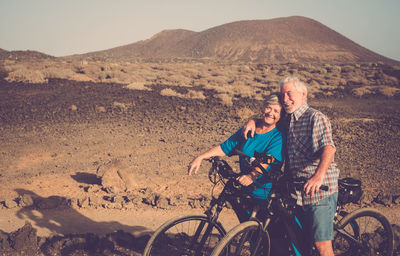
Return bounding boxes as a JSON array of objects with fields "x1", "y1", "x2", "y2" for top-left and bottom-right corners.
[{"x1": 220, "y1": 127, "x2": 284, "y2": 200}]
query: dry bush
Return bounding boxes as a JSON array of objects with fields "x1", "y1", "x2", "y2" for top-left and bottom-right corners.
[
  {"x1": 377, "y1": 86, "x2": 400, "y2": 97},
  {"x1": 160, "y1": 88, "x2": 206, "y2": 100},
  {"x1": 6, "y1": 68, "x2": 47, "y2": 83},
  {"x1": 231, "y1": 84, "x2": 256, "y2": 98},
  {"x1": 204, "y1": 75, "x2": 229, "y2": 85},
  {"x1": 380, "y1": 73, "x2": 399, "y2": 86},
  {"x1": 42, "y1": 66, "x2": 76, "y2": 79},
  {"x1": 186, "y1": 89, "x2": 206, "y2": 100},
  {"x1": 351, "y1": 86, "x2": 374, "y2": 97},
  {"x1": 236, "y1": 107, "x2": 255, "y2": 121},
  {"x1": 215, "y1": 93, "x2": 233, "y2": 106},
  {"x1": 113, "y1": 101, "x2": 128, "y2": 112},
  {"x1": 164, "y1": 73, "x2": 193, "y2": 87},
  {"x1": 125, "y1": 82, "x2": 152, "y2": 91},
  {"x1": 160, "y1": 88, "x2": 182, "y2": 97}
]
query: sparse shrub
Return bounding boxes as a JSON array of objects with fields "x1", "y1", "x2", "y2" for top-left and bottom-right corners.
[
  {"x1": 351, "y1": 86, "x2": 374, "y2": 97},
  {"x1": 236, "y1": 107, "x2": 255, "y2": 121},
  {"x1": 187, "y1": 89, "x2": 206, "y2": 100},
  {"x1": 6, "y1": 68, "x2": 47, "y2": 83},
  {"x1": 125, "y1": 82, "x2": 151, "y2": 91},
  {"x1": 70, "y1": 104, "x2": 78, "y2": 111},
  {"x1": 377, "y1": 86, "x2": 400, "y2": 97},
  {"x1": 96, "y1": 106, "x2": 107, "y2": 113},
  {"x1": 42, "y1": 67, "x2": 75, "y2": 80},
  {"x1": 160, "y1": 88, "x2": 181, "y2": 97},
  {"x1": 215, "y1": 93, "x2": 233, "y2": 106},
  {"x1": 113, "y1": 102, "x2": 128, "y2": 112},
  {"x1": 160, "y1": 88, "x2": 206, "y2": 100},
  {"x1": 341, "y1": 65, "x2": 355, "y2": 73},
  {"x1": 70, "y1": 73, "x2": 94, "y2": 82}
]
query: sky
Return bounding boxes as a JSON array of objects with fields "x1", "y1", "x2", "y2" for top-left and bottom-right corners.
[{"x1": 1, "y1": 0, "x2": 399, "y2": 61}]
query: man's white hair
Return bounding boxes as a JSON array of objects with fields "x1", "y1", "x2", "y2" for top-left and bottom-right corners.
[{"x1": 279, "y1": 76, "x2": 308, "y2": 95}]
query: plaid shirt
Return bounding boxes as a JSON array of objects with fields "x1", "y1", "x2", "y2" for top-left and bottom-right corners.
[{"x1": 286, "y1": 104, "x2": 340, "y2": 205}]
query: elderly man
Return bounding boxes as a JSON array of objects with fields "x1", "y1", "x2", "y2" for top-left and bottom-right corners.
[{"x1": 244, "y1": 76, "x2": 339, "y2": 256}]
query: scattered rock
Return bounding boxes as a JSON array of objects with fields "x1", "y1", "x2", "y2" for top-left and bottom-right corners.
[
  {"x1": 4, "y1": 198, "x2": 18, "y2": 209},
  {"x1": 96, "y1": 106, "x2": 107, "y2": 113},
  {"x1": 18, "y1": 193, "x2": 34, "y2": 207},
  {"x1": 142, "y1": 191, "x2": 158, "y2": 207},
  {"x1": 97, "y1": 159, "x2": 138, "y2": 194},
  {"x1": 0, "y1": 229, "x2": 10, "y2": 251},
  {"x1": 78, "y1": 196, "x2": 89, "y2": 208},
  {"x1": 156, "y1": 196, "x2": 170, "y2": 209},
  {"x1": 126, "y1": 192, "x2": 143, "y2": 206},
  {"x1": 70, "y1": 104, "x2": 78, "y2": 111},
  {"x1": 169, "y1": 194, "x2": 187, "y2": 207},
  {"x1": 393, "y1": 195, "x2": 400, "y2": 205},
  {"x1": 117, "y1": 168, "x2": 138, "y2": 191},
  {"x1": 4, "y1": 222, "x2": 39, "y2": 254},
  {"x1": 89, "y1": 196, "x2": 103, "y2": 208},
  {"x1": 86, "y1": 184, "x2": 101, "y2": 193},
  {"x1": 374, "y1": 192, "x2": 393, "y2": 207},
  {"x1": 35, "y1": 196, "x2": 65, "y2": 209}
]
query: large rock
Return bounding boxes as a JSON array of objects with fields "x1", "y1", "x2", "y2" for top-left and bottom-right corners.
[
  {"x1": 96, "y1": 159, "x2": 138, "y2": 194},
  {"x1": 3, "y1": 222, "x2": 40, "y2": 254}
]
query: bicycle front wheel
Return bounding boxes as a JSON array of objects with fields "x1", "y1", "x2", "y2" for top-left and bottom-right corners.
[
  {"x1": 143, "y1": 214, "x2": 226, "y2": 256},
  {"x1": 211, "y1": 220, "x2": 270, "y2": 256},
  {"x1": 333, "y1": 207, "x2": 394, "y2": 256}
]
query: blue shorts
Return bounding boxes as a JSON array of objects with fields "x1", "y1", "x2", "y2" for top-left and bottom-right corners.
[{"x1": 301, "y1": 192, "x2": 338, "y2": 242}]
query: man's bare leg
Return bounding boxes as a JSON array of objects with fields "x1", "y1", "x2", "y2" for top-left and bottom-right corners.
[{"x1": 315, "y1": 240, "x2": 334, "y2": 256}]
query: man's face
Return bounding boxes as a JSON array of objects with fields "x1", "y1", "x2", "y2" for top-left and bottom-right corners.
[
  {"x1": 280, "y1": 81, "x2": 306, "y2": 114},
  {"x1": 263, "y1": 103, "x2": 281, "y2": 126}
]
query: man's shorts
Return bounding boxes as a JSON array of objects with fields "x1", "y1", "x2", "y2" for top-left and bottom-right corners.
[{"x1": 301, "y1": 192, "x2": 338, "y2": 242}]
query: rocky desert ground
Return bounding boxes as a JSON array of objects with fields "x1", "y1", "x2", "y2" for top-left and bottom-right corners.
[{"x1": 0, "y1": 60, "x2": 400, "y2": 255}]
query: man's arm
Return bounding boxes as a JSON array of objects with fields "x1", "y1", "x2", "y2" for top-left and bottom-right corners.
[
  {"x1": 304, "y1": 145, "x2": 336, "y2": 196},
  {"x1": 242, "y1": 119, "x2": 260, "y2": 139}
]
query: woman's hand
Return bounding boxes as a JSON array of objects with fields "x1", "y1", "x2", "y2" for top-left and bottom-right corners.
[
  {"x1": 187, "y1": 157, "x2": 203, "y2": 176},
  {"x1": 237, "y1": 174, "x2": 255, "y2": 186},
  {"x1": 242, "y1": 119, "x2": 257, "y2": 139}
]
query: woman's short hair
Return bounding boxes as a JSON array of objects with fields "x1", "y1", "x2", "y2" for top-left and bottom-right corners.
[{"x1": 264, "y1": 92, "x2": 281, "y2": 108}]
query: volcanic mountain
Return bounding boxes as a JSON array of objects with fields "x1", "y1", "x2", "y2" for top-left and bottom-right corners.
[{"x1": 77, "y1": 16, "x2": 398, "y2": 64}]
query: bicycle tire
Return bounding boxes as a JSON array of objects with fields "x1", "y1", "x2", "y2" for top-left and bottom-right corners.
[
  {"x1": 143, "y1": 214, "x2": 226, "y2": 256},
  {"x1": 333, "y1": 207, "x2": 394, "y2": 256},
  {"x1": 211, "y1": 220, "x2": 270, "y2": 256}
]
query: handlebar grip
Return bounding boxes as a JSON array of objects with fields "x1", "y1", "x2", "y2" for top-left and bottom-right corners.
[{"x1": 320, "y1": 185, "x2": 328, "y2": 191}]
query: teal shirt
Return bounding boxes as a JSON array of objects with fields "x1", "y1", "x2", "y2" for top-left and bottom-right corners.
[{"x1": 220, "y1": 127, "x2": 284, "y2": 200}]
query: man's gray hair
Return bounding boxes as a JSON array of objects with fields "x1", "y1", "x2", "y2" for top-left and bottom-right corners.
[{"x1": 279, "y1": 76, "x2": 308, "y2": 95}]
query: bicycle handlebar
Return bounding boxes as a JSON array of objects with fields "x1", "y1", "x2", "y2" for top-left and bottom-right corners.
[{"x1": 208, "y1": 149, "x2": 328, "y2": 192}]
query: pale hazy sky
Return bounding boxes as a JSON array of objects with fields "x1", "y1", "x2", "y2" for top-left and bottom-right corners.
[{"x1": 1, "y1": 0, "x2": 399, "y2": 61}]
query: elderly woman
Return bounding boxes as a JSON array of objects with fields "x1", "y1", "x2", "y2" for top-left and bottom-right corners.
[{"x1": 188, "y1": 92, "x2": 285, "y2": 222}]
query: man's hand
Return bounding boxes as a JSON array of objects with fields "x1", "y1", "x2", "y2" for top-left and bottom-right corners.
[
  {"x1": 237, "y1": 174, "x2": 255, "y2": 186},
  {"x1": 242, "y1": 119, "x2": 257, "y2": 139},
  {"x1": 187, "y1": 157, "x2": 203, "y2": 176},
  {"x1": 304, "y1": 173, "x2": 324, "y2": 197}
]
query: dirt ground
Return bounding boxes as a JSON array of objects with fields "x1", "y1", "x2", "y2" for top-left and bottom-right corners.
[{"x1": 1, "y1": 78, "x2": 400, "y2": 255}]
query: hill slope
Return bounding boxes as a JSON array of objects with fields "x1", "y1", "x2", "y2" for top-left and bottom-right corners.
[{"x1": 78, "y1": 16, "x2": 398, "y2": 64}]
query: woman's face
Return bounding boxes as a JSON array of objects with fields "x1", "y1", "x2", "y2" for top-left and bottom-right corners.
[{"x1": 262, "y1": 103, "x2": 281, "y2": 126}]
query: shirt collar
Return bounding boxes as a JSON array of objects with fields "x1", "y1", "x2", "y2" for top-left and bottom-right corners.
[{"x1": 291, "y1": 103, "x2": 309, "y2": 121}]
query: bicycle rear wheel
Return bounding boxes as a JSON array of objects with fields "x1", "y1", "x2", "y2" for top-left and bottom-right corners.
[
  {"x1": 211, "y1": 220, "x2": 270, "y2": 256},
  {"x1": 143, "y1": 214, "x2": 226, "y2": 256},
  {"x1": 333, "y1": 207, "x2": 394, "y2": 256}
]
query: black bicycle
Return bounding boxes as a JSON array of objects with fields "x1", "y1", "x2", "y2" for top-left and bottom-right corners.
[
  {"x1": 210, "y1": 174, "x2": 394, "y2": 256},
  {"x1": 143, "y1": 150, "x2": 275, "y2": 256}
]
